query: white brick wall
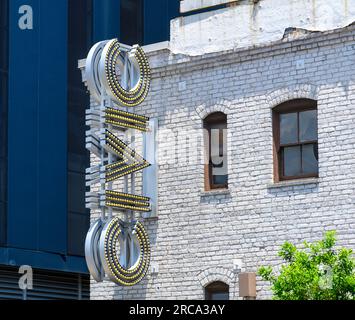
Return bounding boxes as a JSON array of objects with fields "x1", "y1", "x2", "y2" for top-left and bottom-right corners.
[{"x1": 89, "y1": 24, "x2": 355, "y2": 300}]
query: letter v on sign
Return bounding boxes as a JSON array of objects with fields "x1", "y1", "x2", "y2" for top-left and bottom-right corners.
[{"x1": 102, "y1": 129, "x2": 151, "y2": 183}]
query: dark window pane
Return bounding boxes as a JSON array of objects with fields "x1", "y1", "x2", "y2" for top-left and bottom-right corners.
[
  {"x1": 210, "y1": 129, "x2": 223, "y2": 163},
  {"x1": 300, "y1": 110, "x2": 317, "y2": 142},
  {"x1": 68, "y1": 109, "x2": 87, "y2": 154},
  {"x1": 210, "y1": 292, "x2": 229, "y2": 300},
  {"x1": 121, "y1": 0, "x2": 143, "y2": 45},
  {"x1": 205, "y1": 281, "x2": 229, "y2": 301},
  {"x1": 280, "y1": 113, "x2": 298, "y2": 145},
  {"x1": 68, "y1": 107, "x2": 88, "y2": 173},
  {"x1": 283, "y1": 146, "x2": 301, "y2": 177},
  {"x1": 68, "y1": 172, "x2": 86, "y2": 214},
  {"x1": 0, "y1": 158, "x2": 6, "y2": 202},
  {"x1": 213, "y1": 175, "x2": 228, "y2": 185},
  {"x1": 302, "y1": 144, "x2": 318, "y2": 175},
  {"x1": 210, "y1": 128, "x2": 227, "y2": 178},
  {"x1": 0, "y1": 0, "x2": 8, "y2": 246},
  {"x1": 204, "y1": 113, "x2": 228, "y2": 189},
  {"x1": 0, "y1": 0, "x2": 8, "y2": 71},
  {"x1": 0, "y1": 202, "x2": 5, "y2": 245},
  {"x1": 67, "y1": 0, "x2": 91, "y2": 256},
  {"x1": 68, "y1": 153, "x2": 88, "y2": 175},
  {"x1": 68, "y1": 212, "x2": 90, "y2": 256}
]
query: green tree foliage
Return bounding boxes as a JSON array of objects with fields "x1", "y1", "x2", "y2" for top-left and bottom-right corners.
[{"x1": 258, "y1": 231, "x2": 355, "y2": 300}]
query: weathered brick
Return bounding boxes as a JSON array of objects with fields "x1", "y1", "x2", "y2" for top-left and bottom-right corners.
[{"x1": 88, "y1": 24, "x2": 355, "y2": 300}]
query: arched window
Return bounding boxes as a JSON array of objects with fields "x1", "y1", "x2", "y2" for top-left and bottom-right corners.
[
  {"x1": 273, "y1": 99, "x2": 318, "y2": 182},
  {"x1": 203, "y1": 112, "x2": 228, "y2": 191},
  {"x1": 205, "y1": 281, "x2": 229, "y2": 300}
]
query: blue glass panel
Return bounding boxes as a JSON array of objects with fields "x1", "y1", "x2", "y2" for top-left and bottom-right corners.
[
  {"x1": 0, "y1": 202, "x2": 5, "y2": 245},
  {"x1": 68, "y1": 212, "x2": 89, "y2": 257},
  {"x1": 280, "y1": 113, "x2": 298, "y2": 145},
  {"x1": 121, "y1": 0, "x2": 143, "y2": 45},
  {"x1": 300, "y1": 110, "x2": 318, "y2": 142},
  {"x1": 283, "y1": 146, "x2": 301, "y2": 177},
  {"x1": 93, "y1": 0, "x2": 120, "y2": 42},
  {"x1": 68, "y1": 172, "x2": 86, "y2": 215},
  {"x1": 302, "y1": 144, "x2": 318, "y2": 175},
  {"x1": 143, "y1": 0, "x2": 180, "y2": 45},
  {"x1": 8, "y1": 0, "x2": 40, "y2": 249},
  {"x1": 0, "y1": 0, "x2": 8, "y2": 246},
  {"x1": 8, "y1": 0, "x2": 68, "y2": 254},
  {"x1": 67, "y1": 0, "x2": 92, "y2": 257}
]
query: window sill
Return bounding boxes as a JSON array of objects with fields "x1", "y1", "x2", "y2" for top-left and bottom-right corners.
[
  {"x1": 267, "y1": 178, "x2": 319, "y2": 189},
  {"x1": 200, "y1": 189, "x2": 230, "y2": 197}
]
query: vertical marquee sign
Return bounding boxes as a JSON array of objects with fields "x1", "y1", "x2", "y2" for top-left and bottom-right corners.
[{"x1": 82, "y1": 39, "x2": 156, "y2": 286}]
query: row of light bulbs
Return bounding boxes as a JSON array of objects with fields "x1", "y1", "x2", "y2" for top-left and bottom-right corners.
[
  {"x1": 105, "y1": 107, "x2": 150, "y2": 132},
  {"x1": 104, "y1": 40, "x2": 151, "y2": 107},
  {"x1": 102, "y1": 218, "x2": 151, "y2": 286}
]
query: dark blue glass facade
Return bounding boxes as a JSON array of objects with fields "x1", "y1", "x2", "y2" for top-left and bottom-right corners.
[
  {"x1": 0, "y1": 0, "x2": 179, "y2": 282},
  {"x1": 143, "y1": 0, "x2": 180, "y2": 45},
  {"x1": 0, "y1": 0, "x2": 8, "y2": 247},
  {"x1": 67, "y1": 0, "x2": 92, "y2": 257}
]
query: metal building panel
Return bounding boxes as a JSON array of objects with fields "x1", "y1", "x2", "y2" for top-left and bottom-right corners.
[
  {"x1": 143, "y1": 119, "x2": 159, "y2": 218},
  {"x1": 0, "y1": 247, "x2": 88, "y2": 274},
  {"x1": 8, "y1": 0, "x2": 40, "y2": 250},
  {"x1": 143, "y1": 0, "x2": 180, "y2": 45},
  {"x1": 8, "y1": 0, "x2": 68, "y2": 254},
  {"x1": 93, "y1": 0, "x2": 121, "y2": 42},
  {"x1": 37, "y1": 0, "x2": 68, "y2": 254},
  {"x1": 0, "y1": 266, "x2": 89, "y2": 300}
]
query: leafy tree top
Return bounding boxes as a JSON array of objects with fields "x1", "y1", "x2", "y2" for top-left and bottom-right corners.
[{"x1": 258, "y1": 231, "x2": 355, "y2": 300}]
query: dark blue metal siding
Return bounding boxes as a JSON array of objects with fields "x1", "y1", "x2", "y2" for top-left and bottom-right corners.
[
  {"x1": 37, "y1": 0, "x2": 68, "y2": 254},
  {"x1": 0, "y1": 0, "x2": 9, "y2": 246},
  {"x1": 67, "y1": 0, "x2": 92, "y2": 257},
  {"x1": 0, "y1": 266, "x2": 90, "y2": 300},
  {"x1": 8, "y1": 0, "x2": 40, "y2": 250},
  {"x1": 8, "y1": 0, "x2": 68, "y2": 253},
  {"x1": 92, "y1": 0, "x2": 179, "y2": 45},
  {"x1": 143, "y1": 0, "x2": 180, "y2": 45},
  {"x1": 0, "y1": 247, "x2": 87, "y2": 274},
  {"x1": 93, "y1": 0, "x2": 121, "y2": 42}
]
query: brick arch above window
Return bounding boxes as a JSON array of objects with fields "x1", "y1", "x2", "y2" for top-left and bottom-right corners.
[
  {"x1": 205, "y1": 281, "x2": 230, "y2": 300},
  {"x1": 194, "y1": 100, "x2": 232, "y2": 122},
  {"x1": 197, "y1": 267, "x2": 238, "y2": 299},
  {"x1": 267, "y1": 84, "x2": 319, "y2": 110}
]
